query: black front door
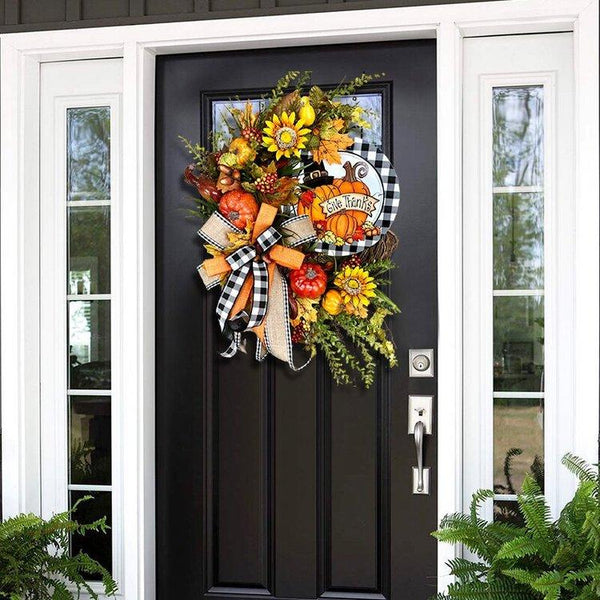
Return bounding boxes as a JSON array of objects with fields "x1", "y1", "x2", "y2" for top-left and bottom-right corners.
[{"x1": 156, "y1": 40, "x2": 437, "y2": 600}]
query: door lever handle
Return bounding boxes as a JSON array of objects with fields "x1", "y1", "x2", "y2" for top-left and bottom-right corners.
[{"x1": 413, "y1": 420, "x2": 425, "y2": 492}]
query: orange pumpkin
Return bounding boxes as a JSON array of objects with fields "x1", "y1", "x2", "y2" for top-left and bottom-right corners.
[
  {"x1": 298, "y1": 161, "x2": 371, "y2": 227},
  {"x1": 328, "y1": 212, "x2": 358, "y2": 238}
]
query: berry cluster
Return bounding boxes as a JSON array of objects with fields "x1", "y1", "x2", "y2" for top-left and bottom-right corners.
[
  {"x1": 341, "y1": 255, "x2": 362, "y2": 269},
  {"x1": 291, "y1": 324, "x2": 306, "y2": 345},
  {"x1": 255, "y1": 173, "x2": 278, "y2": 194},
  {"x1": 242, "y1": 127, "x2": 261, "y2": 143}
]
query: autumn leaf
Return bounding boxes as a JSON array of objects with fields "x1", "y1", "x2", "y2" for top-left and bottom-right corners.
[
  {"x1": 290, "y1": 296, "x2": 320, "y2": 326},
  {"x1": 311, "y1": 118, "x2": 354, "y2": 164}
]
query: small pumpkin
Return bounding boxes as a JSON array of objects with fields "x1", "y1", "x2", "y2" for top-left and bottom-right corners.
[
  {"x1": 321, "y1": 289, "x2": 344, "y2": 316},
  {"x1": 328, "y1": 211, "x2": 358, "y2": 239},
  {"x1": 218, "y1": 190, "x2": 259, "y2": 229},
  {"x1": 290, "y1": 263, "x2": 328, "y2": 299},
  {"x1": 228, "y1": 137, "x2": 256, "y2": 166}
]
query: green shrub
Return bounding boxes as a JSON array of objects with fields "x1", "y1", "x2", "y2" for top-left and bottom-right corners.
[
  {"x1": 433, "y1": 454, "x2": 600, "y2": 600},
  {"x1": 0, "y1": 496, "x2": 117, "y2": 599}
]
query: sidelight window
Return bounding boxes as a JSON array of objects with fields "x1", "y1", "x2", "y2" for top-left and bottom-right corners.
[
  {"x1": 67, "y1": 106, "x2": 114, "y2": 573},
  {"x1": 39, "y1": 59, "x2": 123, "y2": 589},
  {"x1": 491, "y1": 86, "x2": 546, "y2": 524}
]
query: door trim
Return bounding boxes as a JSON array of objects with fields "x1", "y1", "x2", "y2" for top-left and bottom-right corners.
[{"x1": 1, "y1": 1, "x2": 598, "y2": 598}]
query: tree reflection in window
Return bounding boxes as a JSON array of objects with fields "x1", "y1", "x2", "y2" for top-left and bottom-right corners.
[{"x1": 67, "y1": 107, "x2": 111, "y2": 201}]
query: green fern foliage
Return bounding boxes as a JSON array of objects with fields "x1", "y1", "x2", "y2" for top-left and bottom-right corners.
[
  {"x1": 433, "y1": 454, "x2": 600, "y2": 600},
  {"x1": 0, "y1": 496, "x2": 117, "y2": 599}
]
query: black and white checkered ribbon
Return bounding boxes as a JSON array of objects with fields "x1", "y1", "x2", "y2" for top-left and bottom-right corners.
[
  {"x1": 215, "y1": 226, "x2": 281, "y2": 357},
  {"x1": 198, "y1": 211, "x2": 317, "y2": 364}
]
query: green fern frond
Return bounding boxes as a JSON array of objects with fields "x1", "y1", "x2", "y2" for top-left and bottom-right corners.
[
  {"x1": 502, "y1": 568, "x2": 541, "y2": 585},
  {"x1": 496, "y1": 535, "x2": 543, "y2": 560},
  {"x1": 530, "y1": 570, "x2": 564, "y2": 599},
  {"x1": 562, "y1": 453, "x2": 598, "y2": 483},
  {"x1": 432, "y1": 454, "x2": 600, "y2": 600}
]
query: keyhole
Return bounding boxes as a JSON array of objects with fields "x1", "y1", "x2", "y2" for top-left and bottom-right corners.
[{"x1": 412, "y1": 354, "x2": 430, "y2": 372}]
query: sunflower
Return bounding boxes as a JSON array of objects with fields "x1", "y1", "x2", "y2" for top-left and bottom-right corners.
[
  {"x1": 263, "y1": 111, "x2": 310, "y2": 160},
  {"x1": 333, "y1": 265, "x2": 377, "y2": 312}
]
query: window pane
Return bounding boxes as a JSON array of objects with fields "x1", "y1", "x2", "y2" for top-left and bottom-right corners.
[
  {"x1": 67, "y1": 107, "x2": 111, "y2": 202},
  {"x1": 494, "y1": 500, "x2": 525, "y2": 527},
  {"x1": 494, "y1": 193, "x2": 543, "y2": 290},
  {"x1": 494, "y1": 398, "x2": 544, "y2": 494},
  {"x1": 211, "y1": 92, "x2": 383, "y2": 147},
  {"x1": 68, "y1": 206, "x2": 111, "y2": 295},
  {"x1": 494, "y1": 296, "x2": 544, "y2": 392},
  {"x1": 69, "y1": 396, "x2": 111, "y2": 485},
  {"x1": 69, "y1": 300, "x2": 111, "y2": 390},
  {"x1": 70, "y1": 491, "x2": 112, "y2": 578},
  {"x1": 335, "y1": 92, "x2": 383, "y2": 146},
  {"x1": 493, "y1": 86, "x2": 543, "y2": 187}
]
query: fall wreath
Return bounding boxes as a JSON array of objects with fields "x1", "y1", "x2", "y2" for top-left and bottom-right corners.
[{"x1": 181, "y1": 71, "x2": 401, "y2": 387}]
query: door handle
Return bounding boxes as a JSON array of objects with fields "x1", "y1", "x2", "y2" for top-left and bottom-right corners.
[
  {"x1": 409, "y1": 396, "x2": 432, "y2": 495},
  {"x1": 414, "y1": 421, "x2": 425, "y2": 492}
]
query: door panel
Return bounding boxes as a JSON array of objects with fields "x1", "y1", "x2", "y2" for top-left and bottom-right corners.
[{"x1": 155, "y1": 40, "x2": 437, "y2": 600}]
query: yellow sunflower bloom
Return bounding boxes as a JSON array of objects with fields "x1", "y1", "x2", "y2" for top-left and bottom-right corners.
[
  {"x1": 262, "y1": 111, "x2": 310, "y2": 160},
  {"x1": 333, "y1": 265, "x2": 377, "y2": 313}
]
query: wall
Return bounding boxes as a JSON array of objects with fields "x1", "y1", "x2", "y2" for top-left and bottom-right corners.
[{"x1": 0, "y1": 0, "x2": 494, "y2": 33}]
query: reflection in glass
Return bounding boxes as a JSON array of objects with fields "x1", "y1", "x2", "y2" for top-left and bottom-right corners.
[
  {"x1": 335, "y1": 93, "x2": 383, "y2": 146},
  {"x1": 494, "y1": 398, "x2": 544, "y2": 495},
  {"x1": 70, "y1": 491, "x2": 112, "y2": 578},
  {"x1": 211, "y1": 92, "x2": 383, "y2": 147},
  {"x1": 70, "y1": 396, "x2": 111, "y2": 485},
  {"x1": 67, "y1": 107, "x2": 111, "y2": 201},
  {"x1": 69, "y1": 300, "x2": 111, "y2": 390},
  {"x1": 494, "y1": 500, "x2": 525, "y2": 527},
  {"x1": 494, "y1": 296, "x2": 544, "y2": 392},
  {"x1": 68, "y1": 206, "x2": 111, "y2": 295},
  {"x1": 494, "y1": 193, "x2": 544, "y2": 290},
  {"x1": 493, "y1": 86, "x2": 543, "y2": 188}
]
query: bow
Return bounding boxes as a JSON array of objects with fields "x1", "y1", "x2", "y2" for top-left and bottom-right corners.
[{"x1": 197, "y1": 204, "x2": 316, "y2": 363}]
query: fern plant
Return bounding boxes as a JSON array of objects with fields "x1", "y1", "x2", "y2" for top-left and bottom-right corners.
[
  {"x1": 433, "y1": 454, "x2": 600, "y2": 600},
  {"x1": 0, "y1": 496, "x2": 117, "y2": 599}
]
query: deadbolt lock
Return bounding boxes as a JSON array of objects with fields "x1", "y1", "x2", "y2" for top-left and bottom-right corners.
[
  {"x1": 412, "y1": 354, "x2": 430, "y2": 372},
  {"x1": 409, "y1": 349, "x2": 434, "y2": 378}
]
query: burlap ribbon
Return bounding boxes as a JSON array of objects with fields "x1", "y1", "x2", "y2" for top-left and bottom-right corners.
[{"x1": 197, "y1": 204, "x2": 316, "y2": 367}]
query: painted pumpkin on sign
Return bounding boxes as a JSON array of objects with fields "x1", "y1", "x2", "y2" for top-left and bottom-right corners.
[
  {"x1": 328, "y1": 212, "x2": 358, "y2": 239},
  {"x1": 298, "y1": 161, "x2": 372, "y2": 232}
]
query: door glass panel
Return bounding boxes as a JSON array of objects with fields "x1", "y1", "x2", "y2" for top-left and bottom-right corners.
[
  {"x1": 68, "y1": 205, "x2": 111, "y2": 295},
  {"x1": 210, "y1": 92, "x2": 384, "y2": 147},
  {"x1": 493, "y1": 86, "x2": 544, "y2": 188},
  {"x1": 68, "y1": 300, "x2": 111, "y2": 390},
  {"x1": 493, "y1": 296, "x2": 544, "y2": 392},
  {"x1": 65, "y1": 104, "x2": 113, "y2": 575},
  {"x1": 492, "y1": 84, "x2": 545, "y2": 520},
  {"x1": 494, "y1": 398, "x2": 544, "y2": 494},
  {"x1": 493, "y1": 193, "x2": 544, "y2": 290},
  {"x1": 69, "y1": 396, "x2": 111, "y2": 485},
  {"x1": 70, "y1": 490, "x2": 112, "y2": 578},
  {"x1": 67, "y1": 107, "x2": 111, "y2": 202}
]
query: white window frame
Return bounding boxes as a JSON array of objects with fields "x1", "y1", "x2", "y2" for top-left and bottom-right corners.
[
  {"x1": 462, "y1": 32, "x2": 580, "y2": 521},
  {"x1": 1, "y1": 1, "x2": 598, "y2": 598},
  {"x1": 39, "y1": 57, "x2": 123, "y2": 591}
]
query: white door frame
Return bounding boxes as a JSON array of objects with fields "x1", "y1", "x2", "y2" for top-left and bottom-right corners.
[{"x1": 1, "y1": 1, "x2": 598, "y2": 598}]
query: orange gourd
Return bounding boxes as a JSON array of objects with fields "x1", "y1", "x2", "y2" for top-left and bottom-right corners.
[{"x1": 298, "y1": 161, "x2": 371, "y2": 230}]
